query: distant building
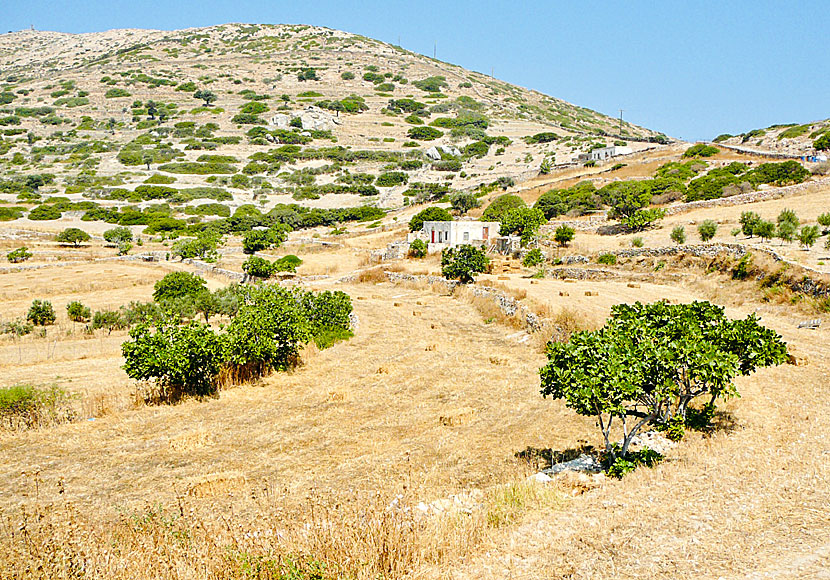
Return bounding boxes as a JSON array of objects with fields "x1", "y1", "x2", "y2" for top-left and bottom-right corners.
[
  {"x1": 578, "y1": 145, "x2": 633, "y2": 162},
  {"x1": 421, "y1": 220, "x2": 500, "y2": 248}
]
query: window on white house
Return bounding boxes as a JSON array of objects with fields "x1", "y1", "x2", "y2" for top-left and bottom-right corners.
[{"x1": 463, "y1": 231, "x2": 469, "y2": 241}]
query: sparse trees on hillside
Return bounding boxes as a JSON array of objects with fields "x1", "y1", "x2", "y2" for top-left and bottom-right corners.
[
  {"x1": 698, "y1": 220, "x2": 718, "y2": 242},
  {"x1": 56, "y1": 228, "x2": 90, "y2": 247},
  {"x1": 193, "y1": 90, "x2": 217, "y2": 107},
  {"x1": 553, "y1": 225, "x2": 575, "y2": 247}
]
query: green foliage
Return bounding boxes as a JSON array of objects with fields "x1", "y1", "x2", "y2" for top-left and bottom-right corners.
[
  {"x1": 732, "y1": 253, "x2": 753, "y2": 280},
  {"x1": 0, "y1": 206, "x2": 24, "y2": 221},
  {"x1": 412, "y1": 76, "x2": 448, "y2": 93},
  {"x1": 387, "y1": 98, "x2": 426, "y2": 113},
  {"x1": 621, "y1": 208, "x2": 665, "y2": 232},
  {"x1": 441, "y1": 244, "x2": 489, "y2": 284},
  {"x1": 242, "y1": 255, "x2": 276, "y2": 279},
  {"x1": 56, "y1": 227, "x2": 90, "y2": 246},
  {"x1": 340, "y1": 71, "x2": 355, "y2": 80},
  {"x1": 798, "y1": 225, "x2": 820, "y2": 249},
  {"x1": 28, "y1": 205, "x2": 63, "y2": 221},
  {"x1": 553, "y1": 225, "x2": 575, "y2": 247},
  {"x1": 144, "y1": 174, "x2": 177, "y2": 184},
  {"x1": 754, "y1": 220, "x2": 775, "y2": 242},
  {"x1": 450, "y1": 192, "x2": 481, "y2": 214},
  {"x1": 0, "y1": 384, "x2": 75, "y2": 430},
  {"x1": 599, "y1": 181, "x2": 652, "y2": 221},
  {"x1": 698, "y1": 220, "x2": 718, "y2": 241},
  {"x1": 597, "y1": 253, "x2": 617, "y2": 265},
  {"x1": 499, "y1": 207, "x2": 546, "y2": 245},
  {"x1": 523, "y1": 132, "x2": 559, "y2": 144},
  {"x1": 481, "y1": 194, "x2": 525, "y2": 222},
  {"x1": 740, "y1": 211, "x2": 761, "y2": 237},
  {"x1": 171, "y1": 232, "x2": 222, "y2": 262},
  {"x1": 316, "y1": 95, "x2": 368, "y2": 113},
  {"x1": 540, "y1": 300, "x2": 789, "y2": 460},
  {"x1": 104, "y1": 88, "x2": 131, "y2": 98},
  {"x1": 153, "y1": 272, "x2": 207, "y2": 302},
  {"x1": 375, "y1": 171, "x2": 409, "y2": 187},
  {"x1": 296, "y1": 68, "x2": 318, "y2": 81},
  {"x1": 242, "y1": 227, "x2": 286, "y2": 254},
  {"x1": 522, "y1": 248, "x2": 544, "y2": 268},
  {"x1": 66, "y1": 301, "x2": 91, "y2": 323},
  {"x1": 27, "y1": 299, "x2": 56, "y2": 326},
  {"x1": 406, "y1": 126, "x2": 443, "y2": 141},
  {"x1": 193, "y1": 90, "x2": 217, "y2": 107},
  {"x1": 749, "y1": 161, "x2": 809, "y2": 186},
  {"x1": 814, "y1": 134, "x2": 830, "y2": 151},
  {"x1": 123, "y1": 322, "x2": 225, "y2": 399},
  {"x1": 817, "y1": 212, "x2": 830, "y2": 229},
  {"x1": 158, "y1": 162, "x2": 236, "y2": 174},
  {"x1": 409, "y1": 206, "x2": 452, "y2": 232},
  {"x1": 408, "y1": 238, "x2": 427, "y2": 258},
  {"x1": 682, "y1": 144, "x2": 720, "y2": 158},
  {"x1": 7, "y1": 246, "x2": 32, "y2": 263},
  {"x1": 533, "y1": 181, "x2": 600, "y2": 219},
  {"x1": 103, "y1": 226, "x2": 133, "y2": 246},
  {"x1": 671, "y1": 225, "x2": 686, "y2": 244}
]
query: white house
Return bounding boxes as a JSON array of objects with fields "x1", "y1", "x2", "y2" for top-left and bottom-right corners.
[
  {"x1": 579, "y1": 145, "x2": 633, "y2": 162},
  {"x1": 421, "y1": 220, "x2": 501, "y2": 248}
]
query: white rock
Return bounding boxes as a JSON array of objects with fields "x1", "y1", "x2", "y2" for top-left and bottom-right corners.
[{"x1": 527, "y1": 472, "x2": 553, "y2": 484}]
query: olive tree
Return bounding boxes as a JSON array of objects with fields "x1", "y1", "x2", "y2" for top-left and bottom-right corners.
[
  {"x1": 540, "y1": 301, "x2": 788, "y2": 461},
  {"x1": 441, "y1": 244, "x2": 489, "y2": 284},
  {"x1": 553, "y1": 225, "x2": 575, "y2": 247},
  {"x1": 56, "y1": 228, "x2": 90, "y2": 247}
]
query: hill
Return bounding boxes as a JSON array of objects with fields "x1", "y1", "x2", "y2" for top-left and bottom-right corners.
[
  {"x1": 713, "y1": 119, "x2": 830, "y2": 158},
  {"x1": 0, "y1": 23, "x2": 667, "y2": 218}
]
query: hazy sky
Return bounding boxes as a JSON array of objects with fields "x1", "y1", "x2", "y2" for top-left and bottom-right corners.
[{"x1": 4, "y1": 1, "x2": 827, "y2": 140}]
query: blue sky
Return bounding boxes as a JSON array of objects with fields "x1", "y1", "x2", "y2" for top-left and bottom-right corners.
[{"x1": 4, "y1": 1, "x2": 827, "y2": 140}]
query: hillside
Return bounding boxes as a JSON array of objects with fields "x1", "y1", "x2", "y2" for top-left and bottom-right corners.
[
  {"x1": 713, "y1": 119, "x2": 830, "y2": 158},
  {"x1": 0, "y1": 23, "x2": 666, "y2": 220}
]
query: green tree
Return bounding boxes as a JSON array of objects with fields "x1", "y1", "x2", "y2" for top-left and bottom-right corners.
[
  {"x1": 408, "y1": 238, "x2": 427, "y2": 258},
  {"x1": 450, "y1": 192, "x2": 481, "y2": 214},
  {"x1": 103, "y1": 226, "x2": 133, "y2": 246},
  {"x1": 193, "y1": 90, "x2": 217, "y2": 107},
  {"x1": 441, "y1": 244, "x2": 489, "y2": 284},
  {"x1": 499, "y1": 207, "x2": 546, "y2": 245},
  {"x1": 408, "y1": 206, "x2": 452, "y2": 232},
  {"x1": 27, "y1": 299, "x2": 56, "y2": 326},
  {"x1": 815, "y1": 134, "x2": 830, "y2": 151},
  {"x1": 817, "y1": 212, "x2": 830, "y2": 233},
  {"x1": 754, "y1": 220, "x2": 775, "y2": 243},
  {"x1": 481, "y1": 194, "x2": 526, "y2": 222},
  {"x1": 553, "y1": 225, "x2": 575, "y2": 247},
  {"x1": 66, "y1": 301, "x2": 91, "y2": 323},
  {"x1": 242, "y1": 227, "x2": 286, "y2": 254},
  {"x1": 242, "y1": 255, "x2": 275, "y2": 279},
  {"x1": 146, "y1": 100, "x2": 158, "y2": 119},
  {"x1": 698, "y1": 220, "x2": 718, "y2": 242},
  {"x1": 540, "y1": 301, "x2": 788, "y2": 461},
  {"x1": 171, "y1": 232, "x2": 222, "y2": 262},
  {"x1": 798, "y1": 225, "x2": 820, "y2": 249},
  {"x1": 56, "y1": 228, "x2": 90, "y2": 247},
  {"x1": 122, "y1": 322, "x2": 225, "y2": 399},
  {"x1": 740, "y1": 211, "x2": 761, "y2": 237},
  {"x1": 776, "y1": 221, "x2": 796, "y2": 244},
  {"x1": 7, "y1": 246, "x2": 32, "y2": 263},
  {"x1": 153, "y1": 272, "x2": 208, "y2": 302},
  {"x1": 671, "y1": 226, "x2": 686, "y2": 244},
  {"x1": 522, "y1": 248, "x2": 544, "y2": 267},
  {"x1": 599, "y1": 181, "x2": 652, "y2": 222}
]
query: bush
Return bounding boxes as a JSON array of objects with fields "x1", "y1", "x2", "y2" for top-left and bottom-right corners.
[
  {"x1": 698, "y1": 220, "x2": 718, "y2": 241},
  {"x1": 103, "y1": 226, "x2": 133, "y2": 246},
  {"x1": 553, "y1": 225, "x2": 575, "y2": 247},
  {"x1": 597, "y1": 253, "x2": 617, "y2": 265},
  {"x1": 105, "y1": 88, "x2": 131, "y2": 98},
  {"x1": 481, "y1": 194, "x2": 525, "y2": 222},
  {"x1": 524, "y1": 132, "x2": 559, "y2": 144},
  {"x1": 153, "y1": 272, "x2": 207, "y2": 302},
  {"x1": 539, "y1": 300, "x2": 788, "y2": 462},
  {"x1": 274, "y1": 254, "x2": 302, "y2": 272},
  {"x1": 500, "y1": 207, "x2": 546, "y2": 245},
  {"x1": 682, "y1": 144, "x2": 720, "y2": 158},
  {"x1": 740, "y1": 211, "x2": 761, "y2": 237},
  {"x1": 7, "y1": 246, "x2": 32, "y2": 263},
  {"x1": 242, "y1": 255, "x2": 276, "y2": 279},
  {"x1": 409, "y1": 206, "x2": 452, "y2": 232},
  {"x1": 671, "y1": 226, "x2": 686, "y2": 244},
  {"x1": 749, "y1": 161, "x2": 809, "y2": 186},
  {"x1": 340, "y1": 71, "x2": 355, "y2": 80},
  {"x1": 375, "y1": 171, "x2": 408, "y2": 187},
  {"x1": 27, "y1": 299, "x2": 56, "y2": 326},
  {"x1": 412, "y1": 76, "x2": 448, "y2": 93},
  {"x1": 522, "y1": 248, "x2": 544, "y2": 267},
  {"x1": 56, "y1": 228, "x2": 90, "y2": 246},
  {"x1": 408, "y1": 238, "x2": 427, "y2": 258},
  {"x1": 242, "y1": 227, "x2": 286, "y2": 254},
  {"x1": 441, "y1": 244, "x2": 489, "y2": 283},
  {"x1": 406, "y1": 126, "x2": 443, "y2": 141},
  {"x1": 28, "y1": 205, "x2": 63, "y2": 221},
  {"x1": 632, "y1": 236, "x2": 644, "y2": 248},
  {"x1": 0, "y1": 384, "x2": 76, "y2": 430},
  {"x1": 798, "y1": 225, "x2": 820, "y2": 249},
  {"x1": 66, "y1": 301, "x2": 91, "y2": 322},
  {"x1": 450, "y1": 192, "x2": 481, "y2": 214}
]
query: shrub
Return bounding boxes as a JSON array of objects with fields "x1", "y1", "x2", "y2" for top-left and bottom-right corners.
[
  {"x1": 406, "y1": 126, "x2": 443, "y2": 141},
  {"x1": 749, "y1": 161, "x2": 809, "y2": 186},
  {"x1": 409, "y1": 207, "x2": 452, "y2": 232},
  {"x1": 817, "y1": 212, "x2": 830, "y2": 231},
  {"x1": 740, "y1": 211, "x2": 761, "y2": 237},
  {"x1": 620, "y1": 208, "x2": 665, "y2": 232},
  {"x1": 671, "y1": 226, "x2": 686, "y2": 244},
  {"x1": 103, "y1": 226, "x2": 133, "y2": 246},
  {"x1": 798, "y1": 225, "x2": 820, "y2": 249},
  {"x1": 412, "y1": 76, "x2": 448, "y2": 93},
  {"x1": 56, "y1": 228, "x2": 90, "y2": 246},
  {"x1": 274, "y1": 254, "x2": 302, "y2": 272},
  {"x1": 66, "y1": 301, "x2": 91, "y2": 322},
  {"x1": 105, "y1": 88, "x2": 131, "y2": 98},
  {"x1": 441, "y1": 244, "x2": 489, "y2": 283},
  {"x1": 375, "y1": 171, "x2": 408, "y2": 187},
  {"x1": 500, "y1": 207, "x2": 546, "y2": 245},
  {"x1": 28, "y1": 205, "x2": 62, "y2": 221},
  {"x1": 242, "y1": 255, "x2": 275, "y2": 279},
  {"x1": 554, "y1": 225, "x2": 575, "y2": 247},
  {"x1": 754, "y1": 220, "x2": 775, "y2": 242},
  {"x1": 0, "y1": 206, "x2": 25, "y2": 221},
  {"x1": 632, "y1": 236, "x2": 644, "y2": 248},
  {"x1": 242, "y1": 227, "x2": 286, "y2": 254},
  {"x1": 597, "y1": 253, "x2": 617, "y2": 265},
  {"x1": 698, "y1": 220, "x2": 718, "y2": 241},
  {"x1": 171, "y1": 232, "x2": 222, "y2": 262},
  {"x1": 539, "y1": 300, "x2": 788, "y2": 462},
  {"x1": 481, "y1": 194, "x2": 525, "y2": 222},
  {"x1": 340, "y1": 71, "x2": 355, "y2": 80},
  {"x1": 522, "y1": 248, "x2": 544, "y2": 267},
  {"x1": 408, "y1": 238, "x2": 427, "y2": 258},
  {"x1": 153, "y1": 272, "x2": 207, "y2": 302},
  {"x1": 27, "y1": 299, "x2": 56, "y2": 326},
  {"x1": 7, "y1": 246, "x2": 32, "y2": 263},
  {"x1": 0, "y1": 384, "x2": 76, "y2": 430},
  {"x1": 450, "y1": 192, "x2": 481, "y2": 214},
  {"x1": 524, "y1": 132, "x2": 559, "y2": 144},
  {"x1": 682, "y1": 144, "x2": 720, "y2": 158},
  {"x1": 732, "y1": 253, "x2": 753, "y2": 280}
]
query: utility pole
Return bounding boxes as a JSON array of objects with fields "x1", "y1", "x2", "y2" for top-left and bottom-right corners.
[
  {"x1": 491, "y1": 66, "x2": 494, "y2": 78},
  {"x1": 618, "y1": 109, "x2": 624, "y2": 135},
  {"x1": 433, "y1": 41, "x2": 436, "y2": 59}
]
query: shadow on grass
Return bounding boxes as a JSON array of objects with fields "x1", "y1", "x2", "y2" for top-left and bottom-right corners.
[{"x1": 515, "y1": 443, "x2": 596, "y2": 471}]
